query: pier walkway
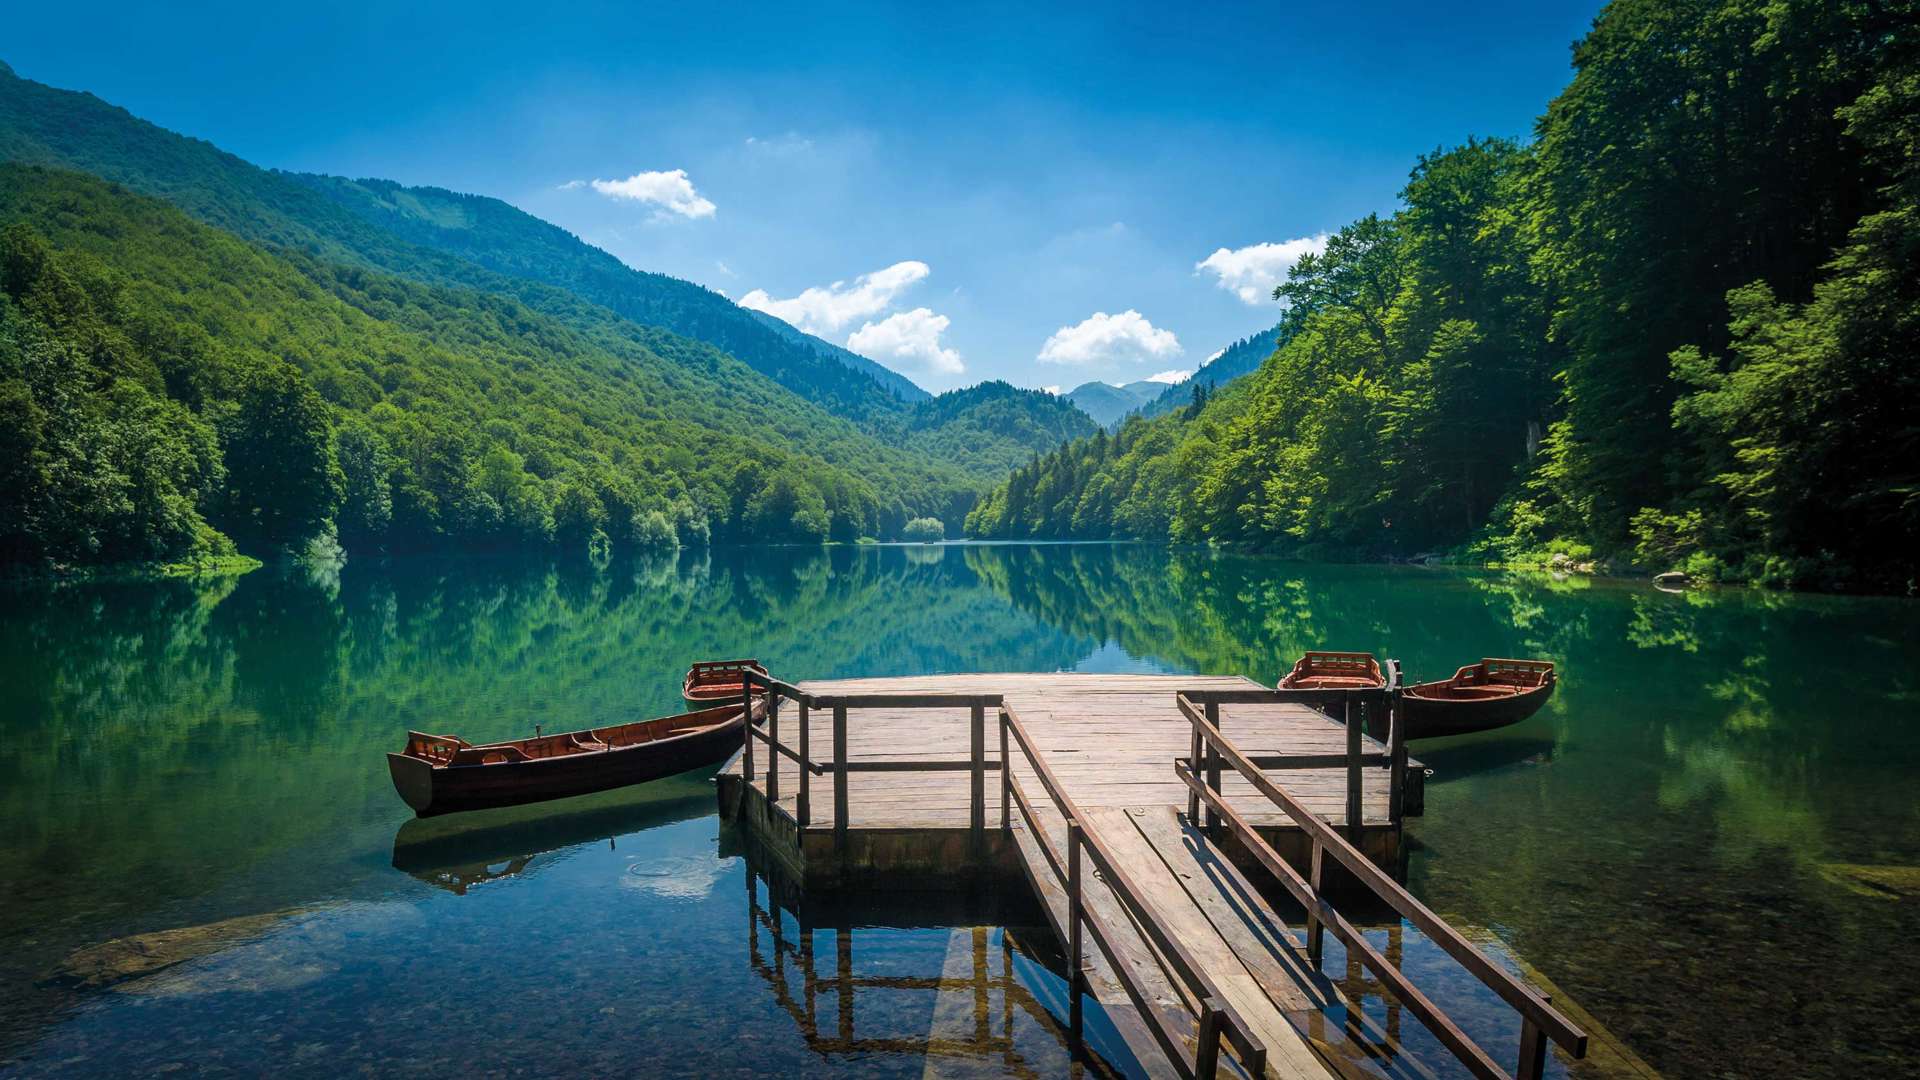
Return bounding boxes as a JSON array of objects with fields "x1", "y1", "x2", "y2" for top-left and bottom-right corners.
[{"x1": 716, "y1": 672, "x2": 1587, "y2": 1080}]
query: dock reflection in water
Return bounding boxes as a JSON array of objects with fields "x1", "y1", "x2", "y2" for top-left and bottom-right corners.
[{"x1": 741, "y1": 855, "x2": 1136, "y2": 1079}]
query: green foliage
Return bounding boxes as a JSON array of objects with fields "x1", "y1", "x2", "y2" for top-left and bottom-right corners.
[
  {"x1": 970, "y1": 1, "x2": 1920, "y2": 592},
  {"x1": 901, "y1": 516, "x2": 945, "y2": 543},
  {"x1": 0, "y1": 63, "x2": 1110, "y2": 570},
  {"x1": 216, "y1": 361, "x2": 344, "y2": 552},
  {"x1": 0, "y1": 167, "x2": 984, "y2": 566}
]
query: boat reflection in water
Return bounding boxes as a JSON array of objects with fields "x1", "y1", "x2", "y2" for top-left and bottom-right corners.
[
  {"x1": 390, "y1": 774, "x2": 714, "y2": 895},
  {"x1": 1415, "y1": 736, "x2": 1558, "y2": 785}
]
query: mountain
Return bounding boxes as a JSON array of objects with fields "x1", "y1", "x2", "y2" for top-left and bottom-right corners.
[
  {"x1": 740, "y1": 307, "x2": 929, "y2": 402},
  {"x1": 0, "y1": 164, "x2": 977, "y2": 567},
  {"x1": 290, "y1": 172, "x2": 920, "y2": 418},
  {"x1": 903, "y1": 382, "x2": 1099, "y2": 474},
  {"x1": 1063, "y1": 380, "x2": 1164, "y2": 427},
  {"x1": 1140, "y1": 325, "x2": 1283, "y2": 418},
  {"x1": 0, "y1": 64, "x2": 921, "y2": 424}
]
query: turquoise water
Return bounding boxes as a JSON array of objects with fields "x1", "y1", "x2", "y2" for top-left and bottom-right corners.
[{"x1": 2, "y1": 544, "x2": 1916, "y2": 1077}]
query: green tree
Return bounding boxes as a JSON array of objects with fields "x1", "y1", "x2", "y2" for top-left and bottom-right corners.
[{"x1": 216, "y1": 362, "x2": 343, "y2": 553}]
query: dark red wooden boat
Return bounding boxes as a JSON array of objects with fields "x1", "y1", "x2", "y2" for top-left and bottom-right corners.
[
  {"x1": 683, "y1": 659, "x2": 768, "y2": 709},
  {"x1": 1401, "y1": 658, "x2": 1556, "y2": 739},
  {"x1": 386, "y1": 702, "x2": 755, "y2": 818},
  {"x1": 1277, "y1": 651, "x2": 1387, "y2": 692}
]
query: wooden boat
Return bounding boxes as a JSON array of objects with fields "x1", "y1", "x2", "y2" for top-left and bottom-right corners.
[
  {"x1": 386, "y1": 702, "x2": 755, "y2": 818},
  {"x1": 1277, "y1": 651, "x2": 1387, "y2": 692},
  {"x1": 1401, "y1": 658, "x2": 1556, "y2": 739},
  {"x1": 683, "y1": 659, "x2": 768, "y2": 709}
]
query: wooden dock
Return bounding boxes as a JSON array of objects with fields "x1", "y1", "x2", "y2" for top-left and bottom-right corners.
[{"x1": 716, "y1": 671, "x2": 1587, "y2": 1080}]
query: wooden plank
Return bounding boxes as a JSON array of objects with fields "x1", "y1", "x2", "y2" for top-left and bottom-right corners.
[
  {"x1": 1008, "y1": 822, "x2": 1181, "y2": 1080},
  {"x1": 1084, "y1": 807, "x2": 1334, "y2": 1080}
]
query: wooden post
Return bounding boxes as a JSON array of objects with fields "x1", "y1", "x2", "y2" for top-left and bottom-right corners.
[
  {"x1": 1306, "y1": 839, "x2": 1326, "y2": 967},
  {"x1": 1517, "y1": 1017, "x2": 1548, "y2": 1080},
  {"x1": 1195, "y1": 999, "x2": 1223, "y2": 1078},
  {"x1": 1345, "y1": 695, "x2": 1363, "y2": 843},
  {"x1": 765, "y1": 693, "x2": 780, "y2": 803},
  {"x1": 1388, "y1": 692, "x2": 1407, "y2": 826},
  {"x1": 969, "y1": 701, "x2": 986, "y2": 845},
  {"x1": 998, "y1": 708, "x2": 1010, "y2": 830},
  {"x1": 741, "y1": 678, "x2": 755, "y2": 786},
  {"x1": 797, "y1": 700, "x2": 811, "y2": 827},
  {"x1": 1066, "y1": 820, "x2": 1084, "y2": 1045},
  {"x1": 832, "y1": 705, "x2": 849, "y2": 852},
  {"x1": 1187, "y1": 717, "x2": 1203, "y2": 825},
  {"x1": 1204, "y1": 700, "x2": 1222, "y2": 832}
]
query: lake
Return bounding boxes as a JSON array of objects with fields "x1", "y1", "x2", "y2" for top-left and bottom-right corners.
[{"x1": 2, "y1": 544, "x2": 1916, "y2": 1078}]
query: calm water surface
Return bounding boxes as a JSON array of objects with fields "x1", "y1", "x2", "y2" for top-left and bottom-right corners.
[{"x1": 2, "y1": 545, "x2": 1916, "y2": 1078}]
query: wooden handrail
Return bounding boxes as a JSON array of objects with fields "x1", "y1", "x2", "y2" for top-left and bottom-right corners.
[
  {"x1": 1175, "y1": 692, "x2": 1587, "y2": 1080},
  {"x1": 738, "y1": 670, "x2": 1001, "y2": 841},
  {"x1": 1001, "y1": 703, "x2": 1267, "y2": 1079}
]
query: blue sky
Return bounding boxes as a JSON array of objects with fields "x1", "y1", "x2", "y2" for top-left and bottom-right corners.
[{"x1": 9, "y1": 1, "x2": 1600, "y2": 394}]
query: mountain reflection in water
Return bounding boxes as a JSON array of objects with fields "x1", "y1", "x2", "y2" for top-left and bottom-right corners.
[{"x1": 0, "y1": 544, "x2": 1915, "y2": 1077}]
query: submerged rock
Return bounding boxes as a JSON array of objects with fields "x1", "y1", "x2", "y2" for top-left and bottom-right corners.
[
  {"x1": 49, "y1": 909, "x2": 306, "y2": 990},
  {"x1": 1820, "y1": 863, "x2": 1920, "y2": 900}
]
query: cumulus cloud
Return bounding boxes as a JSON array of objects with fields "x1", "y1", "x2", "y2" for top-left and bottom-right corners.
[
  {"x1": 1037, "y1": 310, "x2": 1181, "y2": 367},
  {"x1": 1195, "y1": 235, "x2": 1330, "y2": 305},
  {"x1": 847, "y1": 307, "x2": 963, "y2": 376},
  {"x1": 1145, "y1": 369, "x2": 1191, "y2": 384},
  {"x1": 739, "y1": 261, "x2": 930, "y2": 335},
  {"x1": 1042, "y1": 385, "x2": 1061, "y2": 395},
  {"x1": 575, "y1": 169, "x2": 717, "y2": 219}
]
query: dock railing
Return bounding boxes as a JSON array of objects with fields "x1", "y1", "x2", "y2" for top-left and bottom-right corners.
[
  {"x1": 1182, "y1": 668, "x2": 1410, "y2": 839},
  {"x1": 739, "y1": 670, "x2": 1002, "y2": 851},
  {"x1": 999, "y1": 701, "x2": 1267, "y2": 1080},
  {"x1": 1173, "y1": 690, "x2": 1589, "y2": 1080}
]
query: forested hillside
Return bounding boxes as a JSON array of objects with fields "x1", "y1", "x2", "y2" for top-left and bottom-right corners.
[
  {"x1": 0, "y1": 62, "x2": 1116, "y2": 571},
  {"x1": 0, "y1": 64, "x2": 918, "y2": 422},
  {"x1": 902, "y1": 381, "x2": 1098, "y2": 474},
  {"x1": 0, "y1": 64, "x2": 1088, "y2": 454},
  {"x1": 970, "y1": 0, "x2": 1920, "y2": 592},
  {"x1": 1138, "y1": 325, "x2": 1284, "y2": 419},
  {"x1": 0, "y1": 166, "x2": 979, "y2": 567},
  {"x1": 290, "y1": 173, "x2": 924, "y2": 419}
]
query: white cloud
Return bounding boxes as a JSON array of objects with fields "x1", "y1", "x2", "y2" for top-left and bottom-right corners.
[
  {"x1": 744, "y1": 133, "x2": 815, "y2": 156},
  {"x1": 847, "y1": 308, "x2": 964, "y2": 376},
  {"x1": 739, "y1": 261, "x2": 930, "y2": 335},
  {"x1": 1038, "y1": 310, "x2": 1181, "y2": 367},
  {"x1": 577, "y1": 169, "x2": 717, "y2": 219},
  {"x1": 1042, "y1": 385, "x2": 1061, "y2": 395},
  {"x1": 1206, "y1": 348, "x2": 1225, "y2": 362},
  {"x1": 1145, "y1": 369, "x2": 1191, "y2": 384},
  {"x1": 1195, "y1": 235, "x2": 1330, "y2": 305}
]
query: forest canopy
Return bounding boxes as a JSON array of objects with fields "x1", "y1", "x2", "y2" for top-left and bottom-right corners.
[
  {"x1": 967, "y1": 0, "x2": 1920, "y2": 593},
  {"x1": 0, "y1": 167, "x2": 990, "y2": 568}
]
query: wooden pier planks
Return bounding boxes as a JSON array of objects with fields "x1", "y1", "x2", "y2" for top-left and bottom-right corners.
[{"x1": 725, "y1": 673, "x2": 1400, "y2": 834}]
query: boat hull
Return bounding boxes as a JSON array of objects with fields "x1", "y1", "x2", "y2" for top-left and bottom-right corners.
[
  {"x1": 1400, "y1": 681, "x2": 1554, "y2": 739},
  {"x1": 683, "y1": 659, "x2": 767, "y2": 711},
  {"x1": 387, "y1": 715, "x2": 744, "y2": 818}
]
